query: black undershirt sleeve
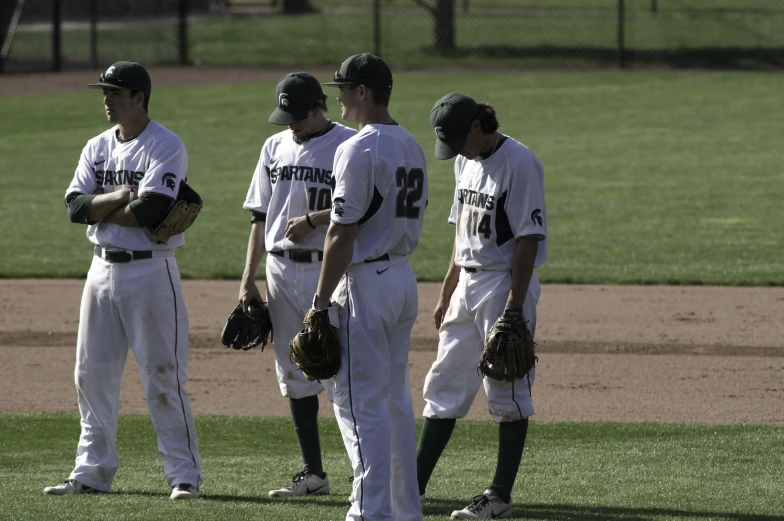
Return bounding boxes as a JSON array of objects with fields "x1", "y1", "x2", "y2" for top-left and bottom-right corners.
[
  {"x1": 251, "y1": 210, "x2": 266, "y2": 223},
  {"x1": 129, "y1": 193, "x2": 174, "y2": 227},
  {"x1": 64, "y1": 192, "x2": 98, "y2": 225}
]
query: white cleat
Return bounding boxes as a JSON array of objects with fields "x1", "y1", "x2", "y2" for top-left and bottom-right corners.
[
  {"x1": 269, "y1": 471, "x2": 330, "y2": 498},
  {"x1": 170, "y1": 483, "x2": 199, "y2": 500},
  {"x1": 450, "y1": 489, "x2": 513, "y2": 519},
  {"x1": 43, "y1": 479, "x2": 106, "y2": 495}
]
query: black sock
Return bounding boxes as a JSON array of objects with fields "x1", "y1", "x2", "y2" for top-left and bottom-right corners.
[
  {"x1": 489, "y1": 418, "x2": 529, "y2": 503},
  {"x1": 289, "y1": 395, "x2": 324, "y2": 477},
  {"x1": 416, "y1": 418, "x2": 456, "y2": 495}
]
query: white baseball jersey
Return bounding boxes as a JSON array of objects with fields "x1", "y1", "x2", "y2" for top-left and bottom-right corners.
[
  {"x1": 449, "y1": 137, "x2": 547, "y2": 270},
  {"x1": 65, "y1": 121, "x2": 188, "y2": 251},
  {"x1": 330, "y1": 123, "x2": 428, "y2": 263},
  {"x1": 244, "y1": 123, "x2": 357, "y2": 251}
]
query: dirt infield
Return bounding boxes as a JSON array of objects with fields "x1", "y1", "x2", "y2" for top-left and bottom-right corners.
[
  {"x1": 3, "y1": 68, "x2": 782, "y2": 425},
  {"x1": 2, "y1": 279, "x2": 782, "y2": 425},
  {"x1": 0, "y1": 66, "x2": 336, "y2": 96}
]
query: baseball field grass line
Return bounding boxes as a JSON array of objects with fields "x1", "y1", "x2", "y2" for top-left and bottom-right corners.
[
  {"x1": 1, "y1": 71, "x2": 783, "y2": 284},
  {"x1": 0, "y1": 414, "x2": 782, "y2": 520}
]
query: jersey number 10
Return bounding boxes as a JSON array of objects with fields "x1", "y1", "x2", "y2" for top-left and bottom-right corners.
[
  {"x1": 307, "y1": 187, "x2": 332, "y2": 211},
  {"x1": 395, "y1": 167, "x2": 425, "y2": 219}
]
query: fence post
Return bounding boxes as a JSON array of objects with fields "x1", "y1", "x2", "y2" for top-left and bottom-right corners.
[
  {"x1": 52, "y1": 0, "x2": 61, "y2": 71},
  {"x1": 373, "y1": 0, "x2": 381, "y2": 57},
  {"x1": 651, "y1": 0, "x2": 658, "y2": 13},
  {"x1": 178, "y1": 0, "x2": 189, "y2": 65},
  {"x1": 89, "y1": 0, "x2": 97, "y2": 69},
  {"x1": 617, "y1": 0, "x2": 625, "y2": 68}
]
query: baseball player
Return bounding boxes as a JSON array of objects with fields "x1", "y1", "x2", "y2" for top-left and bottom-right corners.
[
  {"x1": 240, "y1": 72, "x2": 357, "y2": 497},
  {"x1": 313, "y1": 53, "x2": 428, "y2": 521},
  {"x1": 417, "y1": 93, "x2": 547, "y2": 519},
  {"x1": 45, "y1": 61, "x2": 203, "y2": 499}
]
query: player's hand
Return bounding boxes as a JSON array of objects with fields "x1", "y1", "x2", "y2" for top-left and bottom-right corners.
[
  {"x1": 239, "y1": 281, "x2": 264, "y2": 312},
  {"x1": 433, "y1": 298, "x2": 450, "y2": 330},
  {"x1": 285, "y1": 216, "x2": 314, "y2": 243}
]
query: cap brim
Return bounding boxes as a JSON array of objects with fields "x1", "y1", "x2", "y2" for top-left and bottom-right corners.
[
  {"x1": 321, "y1": 80, "x2": 351, "y2": 87},
  {"x1": 87, "y1": 82, "x2": 123, "y2": 90},
  {"x1": 434, "y1": 133, "x2": 468, "y2": 160},
  {"x1": 268, "y1": 107, "x2": 309, "y2": 125}
]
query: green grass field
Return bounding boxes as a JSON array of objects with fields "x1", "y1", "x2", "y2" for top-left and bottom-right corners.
[
  {"x1": 1, "y1": 70, "x2": 782, "y2": 284},
  {"x1": 0, "y1": 414, "x2": 781, "y2": 520}
]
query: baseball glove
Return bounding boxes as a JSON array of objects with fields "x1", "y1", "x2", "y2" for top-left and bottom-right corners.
[
  {"x1": 478, "y1": 313, "x2": 537, "y2": 382},
  {"x1": 147, "y1": 180, "x2": 203, "y2": 244},
  {"x1": 221, "y1": 301, "x2": 272, "y2": 351},
  {"x1": 289, "y1": 308, "x2": 340, "y2": 381}
]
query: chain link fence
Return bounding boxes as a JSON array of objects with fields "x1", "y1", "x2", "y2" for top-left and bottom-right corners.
[
  {"x1": 0, "y1": 0, "x2": 211, "y2": 73},
  {"x1": 3, "y1": 0, "x2": 783, "y2": 74}
]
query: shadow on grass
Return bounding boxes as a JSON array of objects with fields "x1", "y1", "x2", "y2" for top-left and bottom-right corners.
[
  {"x1": 113, "y1": 492, "x2": 780, "y2": 520},
  {"x1": 424, "y1": 46, "x2": 784, "y2": 70},
  {"x1": 511, "y1": 503, "x2": 781, "y2": 520},
  {"x1": 201, "y1": 493, "x2": 344, "y2": 507}
]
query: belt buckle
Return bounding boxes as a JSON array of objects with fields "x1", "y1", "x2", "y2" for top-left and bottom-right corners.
[
  {"x1": 289, "y1": 250, "x2": 313, "y2": 263},
  {"x1": 105, "y1": 249, "x2": 132, "y2": 263},
  {"x1": 289, "y1": 250, "x2": 316, "y2": 262}
]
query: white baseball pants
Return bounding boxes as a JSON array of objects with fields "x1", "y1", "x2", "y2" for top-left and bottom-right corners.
[
  {"x1": 332, "y1": 256, "x2": 422, "y2": 521},
  {"x1": 70, "y1": 255, "x2": 202, "y2": 491},
  {"x1": 265, "y1": 254, "x2": 328, "y2": 399},
  {"x1": 423, "y1": 269, "x2": 540, "y2": 423}
]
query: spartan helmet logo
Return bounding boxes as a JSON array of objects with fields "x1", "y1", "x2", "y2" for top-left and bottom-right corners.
[
  {"x1": 162, "y1": 173, "x2": 177, "y2": 191},
  {"x1": 434, "y1": 126, "x2": 446, "y2": 140},
  {"x1": 333, "y1": 197, "x2": 345, "y2": 217},
  {"x1": 531, "y1": 209, "x2": 543, "y2": 226},
  {"x1": 279, "y1": 93, "x2": 289, "y2": 107},
  {"x1": 105, "y1": 65, "x2": 117, "y2": 78}
]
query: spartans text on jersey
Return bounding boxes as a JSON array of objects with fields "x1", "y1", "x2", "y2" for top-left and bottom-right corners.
[
  {"x1": 267, "y1": 163, "x2": 333, "y2": 187},
  {"x1": 457, "y1": 188, "x2": 495, "y2": 210},
  {"x1": 96, "y1": 169, "x2": 145, "y2": 187}
]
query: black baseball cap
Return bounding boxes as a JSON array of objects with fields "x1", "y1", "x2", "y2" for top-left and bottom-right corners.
[
  {"x1": 322, "y1": 53, "x2": 393, "y2": 91},
  {"x1": 87, "y1": 61, "x2": 151, "y2": 97},
  {"x1": 269, "y1": 72, "x2": 326, "y2": 125},
  {"x1": 430, "y1": 92, "x2": 479, "y2": 160}
]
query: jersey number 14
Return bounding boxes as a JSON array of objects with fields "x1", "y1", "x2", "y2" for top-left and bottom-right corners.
[
  {"x1": 464, "y1": 210, "x2": 492, "y2": 239},
  {"x1": 395, "y1": 167, "x2": 425, "y2": 219}
]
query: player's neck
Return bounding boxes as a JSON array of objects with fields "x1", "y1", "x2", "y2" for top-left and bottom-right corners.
[
  {"x1": 479, "y1": 132, "x2": 500, "y2": 155},
  {"x1": 312, "y1": 115, "x2": 330, "y2": 134},
  {"x1": 117, "y1": 116, "x2": 151, "y2": 141},
  {"x1": 356, "y1": 106, "x2": 394, "y2": 130}
]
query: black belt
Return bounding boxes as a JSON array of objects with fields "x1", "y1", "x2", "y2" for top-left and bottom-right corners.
[
  {"x1": 270, "y1": 250, "x2": 324, "y2": 263},
  {"x1": 94, "y1": 246, "x2": 153, "y2": 263},
  {"x1": 364, "y1": 254, "x2": 390, "y2": 263},
  {"x1": 463, "y1": 267, "x2": 480, "y2": 273}
]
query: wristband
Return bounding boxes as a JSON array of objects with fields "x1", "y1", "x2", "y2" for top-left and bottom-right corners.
[
  {"x1": 503, "y1": 305, "x2": 523, "y2": 319},
  {"x1": 305, "y1": 213, "x2": 316, "y2": 229}
]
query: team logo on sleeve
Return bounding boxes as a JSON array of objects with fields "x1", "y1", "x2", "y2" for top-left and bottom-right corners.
[
  {"x1": 531, "y1": 209, "x2": 543, "y2": 226},
  {"x1": 162, "y1": 173, "x2": 177, "y2": 190},
  {"x1": 332, "y1": 197, "x2": 345, "y2": 217},
  {"x1": 278, "y1": 93, "x2": 289, "y2": 107}
]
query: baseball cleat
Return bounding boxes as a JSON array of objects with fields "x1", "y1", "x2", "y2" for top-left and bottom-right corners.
[
  {"x1": 450, "y1": 489, "x2": 512, "y2": 519},
  {"x1": 43, "y1": 479, "x2": 106, "y2": 495},
  {"x1": 268, "y1": 471, "x2": 330, "y2": 498},
  {"x1": 170, "y1": 483, "x2": 199, "y2": 500}
]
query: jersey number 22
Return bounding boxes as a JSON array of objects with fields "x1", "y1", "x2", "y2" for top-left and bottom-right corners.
[{"x1": 395, "y1": 167, "x2": 424, "y2": 219}]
